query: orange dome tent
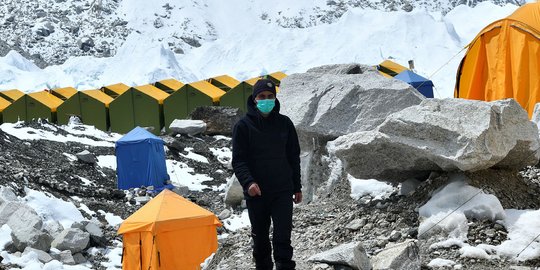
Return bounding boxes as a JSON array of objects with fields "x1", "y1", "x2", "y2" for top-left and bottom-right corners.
[
  {"x1": 118, "y1": 189, "x2": 221, "y2": 270},
  {"x1": 455, "y1": 2, "x2": 540, "y2": 117}
]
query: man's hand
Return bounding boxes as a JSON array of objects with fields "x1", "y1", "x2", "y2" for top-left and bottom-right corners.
[
  {"x1": 293, "y1": 192, "x2": 302, "y2": 204},
  {"x1": 247, "y1": 183, "x2": 262, "y2": 197}
]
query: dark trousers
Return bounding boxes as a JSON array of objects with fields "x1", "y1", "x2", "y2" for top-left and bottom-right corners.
[{"x1": 246, "y1": 192, "x2": 295, "y2": 270}]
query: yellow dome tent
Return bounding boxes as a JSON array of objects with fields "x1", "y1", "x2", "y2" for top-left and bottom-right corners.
[
  {"x1": 455, "y1": 2, "x2": 540, "y2": 117},
  {"x1": 118, "y1": 189, "x2": 221, "y2": 270}
]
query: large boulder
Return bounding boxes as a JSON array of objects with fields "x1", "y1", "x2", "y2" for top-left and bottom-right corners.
[
  {"x1": 189, "y1": 106, "x2": 243, "y2": 136},
  {"x1": 11, "y1": 227, "x2": 52, "y2": 252},
  {"x1": 51, "y1": 228, "x2": 90, "y2": 253},
  {"x1": 278, "y1": 64, "x2": 424, "y2": 201},
  {"x1": 7, "y1": 205, "x2": 43, "y2": 231},
  {"x1": 279, "y1": 63, "x2": 424, "y2": 138},
  {"x1": 329, "y1": 98, "x2": 540, "y2": 182}
]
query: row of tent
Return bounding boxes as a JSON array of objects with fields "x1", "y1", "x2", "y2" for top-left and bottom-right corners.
[{"x1": 0, "y1": 72, "x2": 287, "y2": 135}]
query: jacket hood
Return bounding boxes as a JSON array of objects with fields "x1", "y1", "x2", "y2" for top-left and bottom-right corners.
[{"x1": 246, "y1": 94, "x2": 281, "y2": 118}]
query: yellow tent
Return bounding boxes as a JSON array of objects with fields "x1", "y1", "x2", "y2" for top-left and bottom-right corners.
[
  {"x1": 455, "y1": 2, "x2": 540, "y2": 117},
  {"x1": 377, "y1": 60, "x2": 408, "y2": 78},
  {"x1": 118, "y1": 189, "x2": 221, "y2": 270}
]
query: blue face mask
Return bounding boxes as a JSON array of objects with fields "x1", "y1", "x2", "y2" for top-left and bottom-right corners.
[{"x1": 256, "y1": 99, "x2": 275, "y2": 114}]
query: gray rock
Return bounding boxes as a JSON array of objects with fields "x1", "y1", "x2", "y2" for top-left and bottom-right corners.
[
  {"x1": 280, "y1": 64, "x2": 424, "y2": 138},
  {"x1": 75, "y1": 150, "x2": 98, "y2": 164},
  {"x1": 389, "y1": 231, "x2": 402, "y2": 242},
  {"x1": 59, "y1": 250, "x2": 76, "y2": 265},
  {"x1": 399, "y1": 179, "x2": 421, "y2": 196},
  {"x1": 0, "y1": 186, "x2": 18, "y2": 203},
  {"x1": 169, "y1": 119, "x2": 206, "y2": 136},
  {"x1": 329, "y1": 98, "x2": 540, "y2": 182},
  {"x1": 51, "y1": 228, "x2": 90, "y2": 253},
  {"x1": 22, "y1": 247, "x2": 53, "y2": 263},
  {"x1": 218, "y1": 209, "x2": 232, "y2": 220},
  {"x1": 11, "y1": 227, "x2": 52, "y2": 252},
  {"x1": 224, "y1": 175, "x2": 244, "y2": 207},
  {"x1": 43, "y1": 220, "x2": 64, "y2": 239},
  {"x1": 172, "y1": 185, "x2": 190, "y2": 197},
  {"x1": 77, "y1": 36, "x2": 94, "y2": 52},
  {"x1": 345, "y1": 219, "x2": 366, "y2": 231},
  {"x1": 308, "y1": 242, "x2": 371, "y2": 270},
  {"x1": 73, "y1": 252, "x2": 86, "y2": 264},
  {"x1": 279, "y1": 64, "x2": 424, "y2": 201},
  {"x1": 190, "y1": 106, "x2": 243, "y2": 136},
  {"x1": 371, "y1": 240, "x2": 420, "y2": 270},
  {"x1": 7, "y1": 204, "x2": 43, "y2": 231},
  {"x1": 85, "y1": 221, "x2": 107, "y2": 247},
  {"x1": 0, "y1": 202, "x2": 27, "y2": 225},
  {"x1": 71, "y1": 222, "x2": 85, "y2": 230},
  {"x1": 532, "y1": 102, "x2": 540, "y2": 131}
]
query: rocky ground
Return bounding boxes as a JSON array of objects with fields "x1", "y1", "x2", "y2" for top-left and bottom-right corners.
[
  {"x1": 209, "y1": 169, "x2": 540, "y2": 269},
  {"x1": 1, "y1": 121, "x2": 540, "y2": 269}
]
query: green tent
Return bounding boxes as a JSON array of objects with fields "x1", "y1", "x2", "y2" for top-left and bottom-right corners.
[
  {"x1": 219, "y1": 81, "x2": 257, "y2": 113},
  {"x1": 3, "y1": 91, "x2": 63, "y2": 123},
  {"x1": 109, "y1": 85, "x2": 169, "y2": 135},
  {"x1": 154, "y1": 78, "x2": 184, "y2": 94},
  {"x1": 57, "y1": 89, "x2": 114, "y2": 131},
  {"x1": 163, "y1": 80, "x2": 225, "y2": 130},
  {"x1": 0, "y1": 96, "x2": 10, "y2": 124},
  {"x1": 102, "y1": 83, "x2": 131, "y2": 98},
  {"x1": 1, "y1": 89, "x2": 26, "y2": 123},
  {"x1": 51, "y1": 87, "x2": 78, "y2": 101},
  {"x1": 207, "y1": 75, "x2": 240, "y2": 92}
]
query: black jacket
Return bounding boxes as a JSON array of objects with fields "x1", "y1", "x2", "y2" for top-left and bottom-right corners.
[{"x1": 232, "y1": 95, "x2": 301, "y2": 198}]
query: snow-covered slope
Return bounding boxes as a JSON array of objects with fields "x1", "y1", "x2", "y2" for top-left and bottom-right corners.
[{"x1": 0, "y1": 0, "x2": 528, "y2": 98}]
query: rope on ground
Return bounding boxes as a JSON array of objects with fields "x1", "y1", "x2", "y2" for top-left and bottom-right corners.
[
  {"x1": 516, "y1": 231, "x2": 540, "y2": 259},
  {"x1": 416, "y1": 189, "x2": 483, "y2": 239}
]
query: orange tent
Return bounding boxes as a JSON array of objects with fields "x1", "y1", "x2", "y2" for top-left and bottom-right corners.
[
  {"x1": 118, "y1": 189, "x2": 221, "y2": 270},
  {"x1": 455, "y1": 2, "x2": 540, "y2": 117}
]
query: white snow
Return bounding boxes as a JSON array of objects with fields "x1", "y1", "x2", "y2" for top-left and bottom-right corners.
[
  {"x1": 166, "y1": 160, "x2": 214, "y2": 191},
  {"x1": 427, "y1": 258, "x2": 456, "y2": 268},
  {"x1": 97, "y1": 210, "x2": 123, "y2": 227},
  {"x1": 0, "y1": 122, "x2": 116, "y2": 147},
  {"x1": 209, "y1": 147, "x2": 232, "y2": 165},
  {"x1": 223, "y1": 209, "x2": 250, "y2": 231},
  {"x1": 418, "y1": 175, "x2": 505, "y2": 221},
  {"x1": 497, "y1": 209, "x2": 540, "y2": 261},
  {"x1": 23, "y1": 188, "x2": 85, "y2": 229},
  {"x1": 97, "y1": 155, "x2": 117, "y2": 170},
  {"x1": 0, "y1": 225, "x2": 12, "y2": 250},
  {"x1": 348, "y1": 175, "x2": 395, "y2": 200},
  {"x1": 181, "y1": 147, "x2": 209, "y2": 163},
  {"x1": 0, "y1": 2, "x2": 521, "y2": 98},
  {"x1": 419, "y1": 174, "x2": 540, "y2": 261}
]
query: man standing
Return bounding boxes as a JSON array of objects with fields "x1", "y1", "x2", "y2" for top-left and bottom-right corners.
[{"x1": 232, "y1": 78, "x2": 302, "y2": 270}]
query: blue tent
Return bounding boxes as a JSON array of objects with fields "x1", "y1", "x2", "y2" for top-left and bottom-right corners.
[
  {"x1": 395, "y1": 70, "x2": 434, "y2": 98},
  {"x1": 115, "y1": 127, "x2": 170, "y2": 190}
]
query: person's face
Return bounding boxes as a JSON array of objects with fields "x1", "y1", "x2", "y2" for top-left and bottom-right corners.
[{"x1": 254, "y1": 90, "x2": 275, "y2": 102}]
